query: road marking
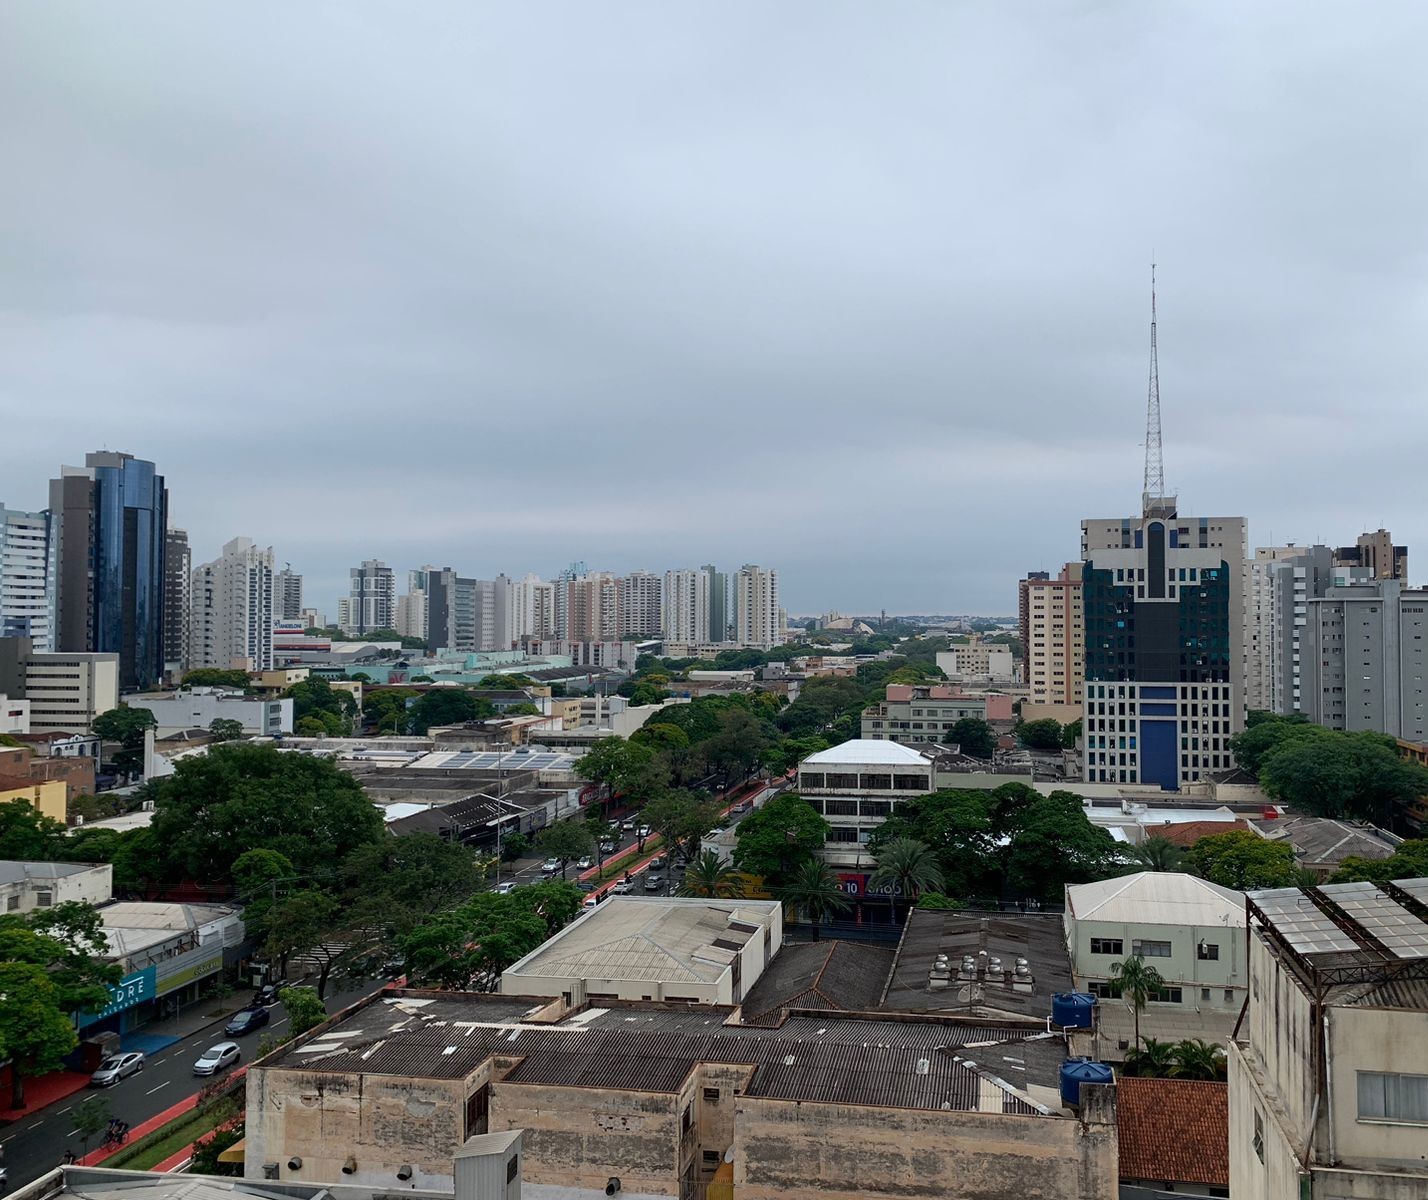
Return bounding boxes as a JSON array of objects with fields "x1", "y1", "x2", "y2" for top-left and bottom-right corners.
[
  {"x1": 67, "y1": 1129, "x2": 83, "y2": 1138},
  {"x1": 57, "y1": 1105, "x2": 73, "y2": 1114},
  {"x1": 145, "y1": 1081, "x2": 170, "y2": 1095}
]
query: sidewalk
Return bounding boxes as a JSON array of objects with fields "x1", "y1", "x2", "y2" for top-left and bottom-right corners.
[{"x1": 0, "y1": 1068, "x2": 91, "y2": 1125}]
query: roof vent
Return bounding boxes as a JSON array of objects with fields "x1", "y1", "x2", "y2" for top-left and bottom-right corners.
[{"x1": 916, "y1": 1058, "x2": 930, "y2": 1075}]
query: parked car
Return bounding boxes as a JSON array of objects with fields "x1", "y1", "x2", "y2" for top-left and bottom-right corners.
[
  {"x1": 576, "y1": 856, "x2": 594, "y2": 869},
  {"x1": 649, "y1": 856, "x2": 667, "y2": 870},
  {"x1": 599, "y1": 838, "x2": 618, "y2": 853},
  {"x1": 224, "y1": 1006, "x2": 271, "y2": 1037},
  {"x1": 644, "y1": 873, "x2": 665, "y2": 892},
  {"x1": 732, "y1": 800, "x2": 752, "y2": 813},
  {"x1": 619, "y1": 818, "x2": 637, "y2": 832},
  {"x1": 611, "y1": 879, "x2": 634, "y2": 895},
  {"x1": 193, "y1": 1042, "x2": 241, "y2": 1076},
  {"x1": 493, "y1": 881, "x2": 516, "y2": 895},
  {"x1": 90, "y1": 1052, "x2": 144, "y2": 1087},
  {"x1": 252, "y1": 982, "x2": 284, "y2": 1008},
  {"x1": 582, "y1": 894, "x2": 601, "y2": 909},
  {"x1": 577, "y1": 879, "x2": 596, "y2": 892}
]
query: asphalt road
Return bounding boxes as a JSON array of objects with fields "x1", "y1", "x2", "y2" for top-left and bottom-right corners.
[{"x1": 1, "y1": 978, "x2": 385, "y2": 1191}]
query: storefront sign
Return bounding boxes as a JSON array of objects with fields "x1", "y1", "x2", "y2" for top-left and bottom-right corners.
[
  {"x1": 157, "y1": 951, "x2": 224, "y2": 996},
  {"x1": 79, "y1": 966, "x2": 156, "y2": 1027}
]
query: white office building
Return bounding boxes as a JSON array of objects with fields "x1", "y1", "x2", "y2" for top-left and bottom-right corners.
[
  {"x1": 0, "y1": 639, "x2": 119, "y2": 734},
  {"x1": 512, "y1": 573, "x2": 556, "y2": 641},
  {"x1": 0, "y1": 504, "x2": 56, "y2": 652},
  {"x1": 274, "y1": 567, "x2": 304, "y2": 621},
  {"x1": 662, "y1": 568, "x2": 711, "y2": 644},
  {"x1": 128, "y1": 687, "x2": 292, "y2": 737},
  {"x1": 733, "y1": 564, "x2": 781, "y2": 648},
  {"x1": 189, "y1": 537, "x2": 276, "y2": 672}
]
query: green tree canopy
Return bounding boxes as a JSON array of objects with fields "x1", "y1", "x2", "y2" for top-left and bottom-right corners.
[
  {"x1": 869, "y1": 837, "x2": 944, "y2": 921},
  {"x1": 147, "y1": 742, "x2": 384, "y2": 882},
  {"x1": 1229, "y1": 712, "x2": 1317, "y2": 774},
  {"x1": 774, "y1": 858, "x2": 851, "y2": 939},
  {"x1": 278, "y1": 985, "x2": 328, "y2": 1036},
  {"x1": 284, "y1": 678, "x2": 357, "y2": 737},
  {"x1": 534, "y1": 821, "x2": 596, "y2": 877},
  {"x1": 639, "y1": 790, "x2": 722, "y2": 863},
  {"x1": 1018, "y1": 719, "x2": 1064, "y2": 752},
  {"x1": 1001, "y1": 791, "x2": 1121, "y2": 903},
  {"x1": 679, "y1": 851, "x2": 742, "y2": 898},
  {"x1": 1327, "y1": 838, "x2": 1428, "y2": 885},
  {"x1": 1258, "y1": 732, "x2": 1428, "y2": 825},
  {"x1": 0, "y1": 963, "x2": 81, "y2": 1108},
  {"x1": 208, "y1": 718, "x2": 246, "y2": 742},
  {"x1": 1109, "y1": 954, "x2": 1167, "y2": 1048},
  {"x1": 409, "y1": 688, "x2": 495, "y2": 733},
  {"x1": 0, "y1": 798, "x2": 67, "y2": 860},
  {"x1": 362, "y1": 687, "x2": 419, "y2": 734},
  {"x1": 869, "y1": 789, "x2": 996, "y2": 896},
  {"x1": 732, "y1": 792, "x2": 829, "y2": 883},
  {"x1": 948, "y1": 717, "x2": 996, "y2": 759},
  {"x1": 1185, "y1": 829, "x2": 1304, "y2": 890},
  {"x1": 182, "y1": 669, "x2": 251, "y2": 689},
  {"x1": 92, "y1": 704, "x2": 157, "y2": 774}
]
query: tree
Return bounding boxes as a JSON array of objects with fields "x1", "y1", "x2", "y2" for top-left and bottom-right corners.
[
  {"x1": 182, "y1": 669, "x2": 251, "y2": 689},
  {"x1": 1061, "y1": 719, "x2": 1082, "y2": 749},
  {"x1": 278, "y1": 985, "x2": 328, "y2": 1036},
  {"x1": 679, "y1": 851, "x2": 742, "y2": 898},
  {"x1": 1258, "y1": 732, "x2": 1428, "y2": 825},
  {"x1": 0, "y1": 963, "x2": 81, "y2": 1108},
  {"x1": 535, "y1": 822, "x2": 595, "y2": 878},
  {"x1": 499, "y1": 831, "x2": 530, "y2": 863},
  {"x1": 869, "y1": 838, "x2": 944, "y2": 923},
  {"x1": 408, "y1": 689, "x2": 494, "y2": 734},
  {"x1": 1170, "y1": 1038, "x2": 1228, "y2": 1081},
  {"x1": 72, "y1": 1094, "x2": 111, "y2": 1155},
  {"x1": 1132, "y1": 836, "x2": 1185, "y2": 872},
  {"x1": 574, "y1": 737, "x2": 640, "y2": 807},
  {"x1": 1122, "y1": 1037, "x2": 1177, "y2": 1078},
  {"x1": 339, "y1": 834, "x2": 486, "y2": 934},
  {"x1": 264, "y1": 890, "x2": 344, "y2": 993},
  {"x1": 363, "y1": 688, "x2": 418, "y2": 734},
  {"x1": 284, "y1": 679, "x2": 356, "y2": 737},
  {"x1": 870, "y1": 789, "x2": 996, "y2": 896},
  {"x1": 732, "y1": 792, "x2": 829, "y2": 883},
  {"x1": 1329, "y1": 839, "x2": 1428, "y2": 884},
  {"x1": 208, "y1": 718, "x2": 246, "y2": 743},
  {"x1": 1229, "y1": 712, "x2": 1318, "y2": 774},
  {"x1": 702, "y1": 709, "x2": 770, "y2": 785},
  {"x1": 1109, "y1": 954, "x2": 1166, "y2": 1049},
  {"x1": 639, "y1": 790, "x2": 722, "y2": 863},
  {"x1": 948, "y1": 717, "x2": 996, "y2": 759},
  {"x1": 231, "y1": 849, "x2": 297, "y2": 944},
  {"x1": 0, "y1": 798, "x2": 67, "y2": 860},
  {"x1": 147, "y1": 743, "x2": 384, "y2": 883},
  {"x1": 1001, "y1": 791, "x2": 1120, "y2": 902},
  {"x1": 1185, "y1": 830, "x2": 1304, "y2": 890},
  {"x1": 631, "y1": 723, "x2": 691, "y2": 755},
  {"x1": 774, "y1": 859, "x2": 850, "y2": 940},
  {"x1": 92, "y1": 704, "x2": 157, "y2": 775},
  {"x1": 1018, "y1": 719, "x2": 1064, "y2": 752}
]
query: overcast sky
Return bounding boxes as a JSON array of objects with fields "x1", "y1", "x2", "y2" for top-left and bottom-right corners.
[{"x1": 4, "y1": 3, "x2": 1426, "y2": 617}]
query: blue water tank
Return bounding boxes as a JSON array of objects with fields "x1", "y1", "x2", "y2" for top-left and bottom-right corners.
[
  {"x1": 1051, "y1": 991, "x2": 1097, "y2": 1029},
  {"x1": 1059, "y1": 1057, "x2": 1114, "y2": 1107}
]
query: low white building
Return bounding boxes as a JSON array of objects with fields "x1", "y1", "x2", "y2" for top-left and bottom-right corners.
[
  {"x1": 795, "y1": 739, "x2": 936, "y2": 868},
  {"x1": 1064, "y1": 871, "x2": 1247, "y2": 1052},
  {"x1": 127, "y1": 687, "x2": 292, "y2": 737},
  {"x1": 500, "y1": 896, "x2": 783, "y2": 1006},
  {"x1": 0, "y1": 859, "x2": 112, "y2": 914}
]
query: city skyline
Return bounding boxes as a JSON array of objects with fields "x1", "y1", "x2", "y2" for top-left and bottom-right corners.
[{"x1": 5, "y1": 5, "x2": 1427, "y2": 611}]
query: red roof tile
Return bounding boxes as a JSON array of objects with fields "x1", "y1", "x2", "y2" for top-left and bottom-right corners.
[
  {"x1": 1148, "y1": 819, "x2": 1252, "y2": 848},
  {"x1": 1118, "y1": 1077, "x2": 1228, "y2": 1187}
]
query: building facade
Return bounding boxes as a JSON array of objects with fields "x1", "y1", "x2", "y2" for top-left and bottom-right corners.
[
  {"x1": 564, "y1": 572, "x2": 621, "y2": 642},
  {"x1": 1020, "y1": 564, "x2": 1083, "y2": 706},
  {"x1": 662, "y1": 567, "x2": 711, "y2": 644},
  {"x1": 274, "y1": 566, "x2": 304, "y2": 621},
  {"x1": 189, "y1": 537, "x2": 275, "y2": 672},
  {"x1": 1333, "y1": 528, "x2": 1407, "y2": 582},
  {"x1": 426, "y1": 571, "x2": 514, "y2": 653},
  {"x1": 1301, "y1": 579, "x2": 1428, "y2": 742},
  {"x1": 162, "y1": 527, "x2": 190, "y2": 678},
  {"x1": 935, "y1": 639, "x2": 1015, "y2": 680},
  {"x1": 1229, "y1": 879, "x2": 1428, "y2": 1200},
  {"x1": 1081, "y1": 498, "x2": 1247, "y2": 789},
  {"x1": 511, "y1": 572, "x2": 555, "y2": 641},
  {"x1": 0, "y1": 637, "x2": 119, "y2": 734},
  {"x1": 50, "y1": 451, "x2": 168, "y2": 691},
  {"x1": 127, "y1": 687, "x2": 292, "y2": 737},
  {"x1": 619, "y1": 571, "x2": 662, "y2": 638},
  {"x1": 733, "y1": 564, "x2": 780, "y2": 648},
  {"x1": 345, "y1": 560, "x2": 396, "y2": 634},
  {"x1": 796, "y1": 740, "x2": 936, "y2": 868},
  {"x1": 704, "y1": 563, "x2": 730, "y2": 643},
  {"x1": 861, "y1": 684, "x2": 988, "y2": 745},
  {"x1": 0, "y1": 504, "x2": 56, "y2": 653}
]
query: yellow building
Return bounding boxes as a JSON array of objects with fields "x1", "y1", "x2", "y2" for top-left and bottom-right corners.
[{"x1": 0, "y1": 773, "x2": 67, "y2": 824}]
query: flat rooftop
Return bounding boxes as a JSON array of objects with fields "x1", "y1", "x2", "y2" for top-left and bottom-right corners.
[
  {"x1": 262, "y1": 990, "x2": 1071, "y2": 1116},
  {"x1": 801, "y1": 739, "x2": 932, "y2": 767},
  {"x1": 0, "y1": 859, "x2": 104, "y2": 885},
  {"x1": 503, "y1": 897, "x2": 780, "y2": 986}
]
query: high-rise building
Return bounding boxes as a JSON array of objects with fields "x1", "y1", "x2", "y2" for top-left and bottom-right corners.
[
  {"x1": 425, "y1": 571, "x2": 513, "y2": 652},
  {"x1": 49, "y1": 451, "x2": 168, "y2": 692},
  {"x1": 663, "y1": 568, "x2": 710, "y2": 643},
  {"x1": 395, "y1": 590, "x2": 427, "y2": 641},
  {"x1": 552, "y1": 561, "x2": 587, "y2": 639},
  {"x1": 0, "y1": 504, "x2": 56, "y2": 652},
  {"x1": 274, "y1": 566, "x2": 304, "y2": 621},
  {"x1": 703, "y1": 564, "x2": 729, "y2": 643},
  {"x1": 345, "y1": 560, "x2": 395, "y2": 634},
  {"x1": 512, "y1": 573, "x2": 556, "y2": 641},
  {"x1": 1300, "y1": 578, "x2": 1428, "y2": 741},
  {"x1": 1333, "y1": 528, "x2": 1407, "y2": 581},
  {"x1": 1019, "y1": 564, "x2": 1083, "y2": 706},
  {"x1": 564, "y1": 572, "x2": 622, "y2": 642},
  {"x1": 732, "y1": 564, "x2": 781, "y2": 648},
  {"x1": 189, "y1": 537, "x2": 276, "y2": 672},
  {"x1": 619, "y1": 571, "x2": 662, "y2": 638},
  {"x1": 163, "y1": 527, "x2": 190, "y2": 677}
]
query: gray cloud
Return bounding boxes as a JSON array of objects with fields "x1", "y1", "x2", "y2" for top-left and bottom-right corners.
[{"x1": 3, "y1": 1, "x2": 1426, "y2": 614}]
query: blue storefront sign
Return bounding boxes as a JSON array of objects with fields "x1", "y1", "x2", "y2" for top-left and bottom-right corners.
[{"x1": 78, "y1": 966, "x2": 157, "y2": 1028}]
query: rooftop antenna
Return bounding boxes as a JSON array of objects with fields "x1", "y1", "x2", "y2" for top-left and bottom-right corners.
[{"x1": 1142, "y1": 263, "x2": 1165, "y2": 514}]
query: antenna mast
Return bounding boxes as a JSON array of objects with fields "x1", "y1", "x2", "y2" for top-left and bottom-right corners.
[{"x1": 1142, "y1": 263, "x2": 1165, "y2": 512}]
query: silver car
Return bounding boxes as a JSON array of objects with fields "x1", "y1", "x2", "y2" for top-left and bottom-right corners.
[
  {"x1": 193, "y1": 1041, "x2": 241, "y2": 1076},
  {"x1": 91, "y1": 1051, "x2": 145, "y2": 1086}
]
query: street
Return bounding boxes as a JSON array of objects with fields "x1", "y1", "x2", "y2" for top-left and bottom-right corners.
[{"x1": 0, "y1": 977, "x2": 385, "y2": 1192}]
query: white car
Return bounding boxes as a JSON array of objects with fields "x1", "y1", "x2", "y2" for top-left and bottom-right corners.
[
  {"x1": 636, "y1": 825, "x2": 651, "y2": 838},
  {"x1": 611, "y1": 879, "x2": 634, "y2": 895},
  {"x1": 540, "y1": 858, "x2": 561, "y2": 874},
  {"x1": 90, "y1": 1051, "x2": 144, "y2": 1086},
  {"x1": 193, "y1": 1041, "x2": 241, "y2": 1076},
  {"x1": 493, "y1": 881, "x2": 516, "y2": 895},
  {"x1": 582, "y1": 894, "x2": 601, "y2": 909},
  {"x1": 576, "y1": 856, "x2": 594, "y2": 869}
]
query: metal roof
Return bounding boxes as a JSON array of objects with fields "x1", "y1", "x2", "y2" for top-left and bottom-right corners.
[{"x1": 801, "y1": 740, "x2": 933, "y2": 767}]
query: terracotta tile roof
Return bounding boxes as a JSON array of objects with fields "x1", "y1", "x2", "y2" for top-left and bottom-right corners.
[
  {"x1": 1149, "y1": 819, "x2": 1252, "y2": 848},
  {"x1": 1117, "y1": 1077, "x2": 1228, "y2": 1187}
]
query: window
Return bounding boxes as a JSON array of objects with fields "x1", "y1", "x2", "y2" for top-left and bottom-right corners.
[
  {"x1": 1197, "y1": 942, "x2": 1220, "y2": 961},
  {"x1": 1132, "y1": 939, "x2": 1172, "y2": 958},
  {"x1": 703, "y1": 1087, "x2": 720, "y2": 1102},
  {"x1": 1252, "y1": 1111, "x2": 1265, "y2": 1164},
  {"x1": 682, "y1": 1105, "x2": 693, "y2": 1133},
  {"x1": 506, "y1": 1157, "x2": 519, "y2": 1184},
  {"x1": 702, "y1": 1151, "x2": 721, "y2": 1165},
  {"x1": 1148, "y1": 987, "x2": 1183, "y2": 1004},
  {"x1": 1090, "y1": 938, "x2": 1123, "y2": 955},
  {"x1": 36, "y1": 891, "x2": 53, "y2": 908},
  {"x1": 1358, "y1": 1072, "x2": 1428, "y2": 1123},
  {"x1": 5, "y1": 895, "x2": 17, "y2": 912},
  {"x1": 1088, "y1": 981, "x2": 1122, "y2": 1000}
]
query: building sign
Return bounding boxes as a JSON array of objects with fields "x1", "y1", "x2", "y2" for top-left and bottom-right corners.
[
  {"x1": 78, "y1": 966, "x2": 156, "y2": 1027},
  {"x1": 156, "y1": 951, "x2": 224, "y2": 996},
  {"x1": 834, "y1": 873, "x2": 904, "y2": 899}
]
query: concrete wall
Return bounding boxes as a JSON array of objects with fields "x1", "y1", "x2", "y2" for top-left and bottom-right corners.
[
  {"x1": 0, "y1": 862, "x2": 111, "y2": 914},
  {"x1": 1327, "y1": 1004, "x2": 1428, "y2": 1170},
  {"x1": 733, "y1": 1089, "x2": 1118, "y2": 1200}
]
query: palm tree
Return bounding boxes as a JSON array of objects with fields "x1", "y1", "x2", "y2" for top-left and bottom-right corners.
[
  {"x1": 869, "y1": 838, "x2": 945, "y2": 924},
  {"x1": 1132, "y1": 836, "x2": 1184, "y2": 872},
  {"x1": 1170, "y1": 1038, "x2": 1228, "y2": 1081},
  {"x1": 1122, "y1": 1037, "x2": 1177, "y2": 1078},
  {"x1": 679, "y1": 851, "x2": 742, "y2": 899},
  {"x1": 774, "y1": 859, "x2": 851, "y2": 940},
  {"x1": 1108, "y1": 954, "x2": 1166, "y2": 1049}
]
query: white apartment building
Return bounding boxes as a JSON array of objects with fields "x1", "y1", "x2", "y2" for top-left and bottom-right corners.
[
  {"x1": 395, "y1": 589, "x2": 427, "y2": 640},
  {"x1": 0, "y1": 504, "x2": 56, "y2": 652},
  {"x1": 662, "y1": 567, "x2": 711, "y2": 643},
  {"x1": 128, "y1": 687, "x2": 293, "y2": 737},
  {"x1": 0, "y1": 644, "x2": 120, "y2": 734},
  {"x1": 619, "y1": 571, "x2": 662, "y2": 638},
  {"x1": 1020, "y1": 564, "x2": 1084, "y2": 706},
  {"x1": 796, "y1": 740, "x2": 936, "y2": 868},
  {"x1": 1230, "y1": 879, "x2": 1428, "y2": 1200},
  {"x1": 189, "y1": 537, "x2": 276, "y2": 672},
  {"x1": 512, "y1": 573, "x2": 556, "y2": 640},
  {"x1": 733, "y1": 564, "x2": 781, "y2": 649},
  {"x1": 1064, "y1": 872, "x2": 1248, "y2": 1051},
  {"x1": 935, "y1": 640, "x2": 1015, "y2": 680}
]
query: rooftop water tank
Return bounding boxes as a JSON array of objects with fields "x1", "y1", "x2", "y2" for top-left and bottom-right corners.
[
  {"x1": 1051, "y1": 991, "x2": 1097, "y2": 1030},
  {"x1": 1059, "y1": 1057, "x2": 1114, "y2": 1107}
]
